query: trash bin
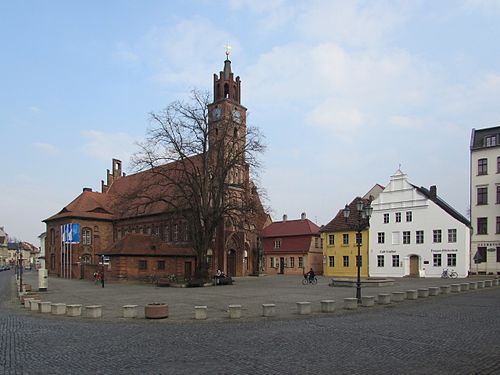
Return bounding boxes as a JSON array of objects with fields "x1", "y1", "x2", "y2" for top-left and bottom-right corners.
[{"x1": 38, "y1": 269, "x2": 48, "y2": 291}]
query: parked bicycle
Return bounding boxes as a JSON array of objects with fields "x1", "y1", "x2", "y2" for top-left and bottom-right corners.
[
  {"x1": 441, "y1": 268, "x2": 458, "y2": 278},
  {"x1": 302, "y1": 274, "x2": 318, "y2": 285}
]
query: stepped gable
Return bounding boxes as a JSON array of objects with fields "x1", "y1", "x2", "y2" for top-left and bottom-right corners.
[
  {"x1": 105, "y1": 154, "x2": 205, "y2": 219},
  {"x1": 99, "y1": 233, "x2": 196, "y2": 257}
]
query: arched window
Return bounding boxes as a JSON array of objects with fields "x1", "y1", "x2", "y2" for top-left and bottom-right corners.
[
  {"x1": 82, "y1": 228, "x2": 92, "y2": 245},
  {"x1": 50, "y1": 228, "x2": 55, "y2": 245},
  {"x1": 224, "y1": 83, "x2": 229, "y2": 98}
]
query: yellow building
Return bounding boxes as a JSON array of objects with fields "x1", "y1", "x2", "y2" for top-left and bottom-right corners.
[{"x1": 321, "y1": 197, "x2": 370, "y2": 278}]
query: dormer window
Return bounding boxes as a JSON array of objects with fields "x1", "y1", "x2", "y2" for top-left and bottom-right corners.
[{"x1": 484, "y1": 135, "x2": 497, "y2": 147}]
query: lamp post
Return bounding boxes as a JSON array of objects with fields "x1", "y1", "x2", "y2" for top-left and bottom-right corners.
[
  {"x1": 343, "y1": 199, "x2": 373, "y2": 303},
  {"x1": 19, "y1": 244, "x2": 24, "y2": 293}
]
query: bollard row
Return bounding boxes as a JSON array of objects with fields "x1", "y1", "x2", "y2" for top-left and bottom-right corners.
[{"x1": 16, "y1": 277, "x2": 500, "y2": 320}]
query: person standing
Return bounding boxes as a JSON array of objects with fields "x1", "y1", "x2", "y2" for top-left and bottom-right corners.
[{"x1": 100, "y1": 271, "x2": 105, "y2": 288}]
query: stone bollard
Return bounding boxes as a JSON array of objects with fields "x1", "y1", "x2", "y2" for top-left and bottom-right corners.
[
  {"x1": 66, "y1": 304, "x2": 82, "y2": 317},
  {"x1": 84, "y1": 305, "x2": 102, "y2": 318},
  {"x1": 428, "y1": 287, "x2": 440, "y2": 296},
  {"x1": 39, "y1": 301, "x2": 52, "y2": 313},
  {"x1": 378, "y1": 294, "x2": 391, "y2": 305},
  {"x1": 469, "y1": 282, "x2": 477, "y2": 290},
  {"x1": 477, "y1": 281, "x2": 485, "y2": 289},
  {"x1": 451, "y1": 284, "x2": 461, "y2": 293},
  {"x1": 361, "y1": 296, "x2": 375, "y2": 307},
  {"x1": 391, "y1": 292, "x2": 406, "y2": 302},
  {"x1": 51, "y1": 303, "x2": 66, "y2": 315},
  {"x1": 484, "y1": 280, "x2": 493, "y2": 287},
  {"x1": 30, "y1": 300, "x2": 41, "y2": 312},
  {"x1": 320, "y1": 300, "x2": 335, "y2": 313},
  {"x1": 406, "y1": 290, "x2": 418, "y2": 300},
  {"x1": 343, "y1": 298, "x2": 358, "y2": 310},
  {"x1": 122, "y1": 305, "x2": 138, "y2": 318},
  {"x1": 440, "y1": 285, "x2": 451, "y2": 294},
  {"x1": 228, "y1": 305, "x2": 242, "y2": 319},
  {"x1": 195, "y1": 306, "x2": 208, "y2": 320},
  {"x1": 296, "y1": 302, "x2": 312, "y2": 315},
  {"x1": 24, "y1": 298, "x2": 35, "y2": 309},
  {"x1": 460, "y1": 283, "x2": 469, "y2": 291},
  {"x1": 417, "y1": 288, "x2": 429, "y2": 298},
  {"x1": 262, "y1": 304, "x2": 276, "y2": 317}
]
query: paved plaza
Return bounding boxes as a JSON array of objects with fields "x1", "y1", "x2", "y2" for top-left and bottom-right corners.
[
  {"x1": 2, "y1": 271, "x2": 500, "y2": 374},
  {"x1": 9, "y1": 271, "x2": 497, "y2": 321}
]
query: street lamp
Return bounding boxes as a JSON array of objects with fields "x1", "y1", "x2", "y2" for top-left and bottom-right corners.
[{"x1": 343, "y1": 199, "x2": 373, "y2": 303}]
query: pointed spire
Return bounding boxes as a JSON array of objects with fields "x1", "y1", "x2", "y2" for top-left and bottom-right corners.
[{"x1": 223, "y1": 42, "x2": 232, "y2": 79}]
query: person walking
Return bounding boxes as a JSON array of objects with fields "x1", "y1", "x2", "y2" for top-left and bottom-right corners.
[{"x1": 100, "y1": 271, "x2": 105, "y2": 288}]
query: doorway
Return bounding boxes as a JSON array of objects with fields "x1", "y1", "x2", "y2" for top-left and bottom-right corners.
[
  {"x1": 279, "y1": 257, "x2": 285, "y2": 274},
  {"x1": 409, "y1": 255, "x2": 419, "y2": 277},
  {"x1": 227, "y1": 250, "x2": 236, "y2": 276},
  {"x1": 184, "y1": 261, "x2": 192, "y2": 278}
]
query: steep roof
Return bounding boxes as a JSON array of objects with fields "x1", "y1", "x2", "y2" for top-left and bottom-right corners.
[
  {"x1": 98, "y1": 233, "x2": 196, "y2": 257},
  {"x1": 44, "y1": 155, "x2": 204, "y2": 222},
  {"x1": 262, "y1": 218, "x2": 320, "y2": 238},
  {"x1": 470, "y1": 125, "x2": 500, "y2": 150},
  {"x1": 413, "y1": 185, "x2": 471, "y2": 227},
  {"x1": 44, "y1": 190, "x2": 114, "y2": 222},
  {"x1": 320, "y1": 197, "x2": 371, "y2": 233}
]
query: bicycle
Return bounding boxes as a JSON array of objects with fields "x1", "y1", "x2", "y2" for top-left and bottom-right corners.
[
  {"x1": 302, "y1": 275, "x2": 318, "y2": 285},
  {"x1": 441, "y1": 269, "x2": 458, "y2": 278}
]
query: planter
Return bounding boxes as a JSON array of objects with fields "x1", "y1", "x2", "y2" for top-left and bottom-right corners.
[{"x1": 145, "y1": 303, "x2": 168, "y2": 319}]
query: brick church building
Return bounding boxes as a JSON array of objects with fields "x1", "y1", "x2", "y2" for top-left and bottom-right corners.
[{"x1": 43, "y1": 56, "x2": 269, "y2": 282}]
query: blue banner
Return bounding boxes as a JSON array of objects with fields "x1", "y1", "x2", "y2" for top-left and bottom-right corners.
[{"x1": 62, "y1": 223, "x2": 80, "y2": 244}]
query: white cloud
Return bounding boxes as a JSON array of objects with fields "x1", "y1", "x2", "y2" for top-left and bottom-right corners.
[
  {"x1": 33, "y1": 142, "x2": 59, "y2": 155},
  {"x1": 29, "y1": 106, "x2": 40, "y2": 113},
  {"x1": 297, "y1": 1, "x2": 414, "y2": 47},
  {"x1": 142, "y1": 17, "x2": 234, "y2": 86},
  {"x1": 81, "y1": 130, "x2": 137, "y2": 162},
  {"x1": 228, "y1": 0, "x2": 295, "y2": 31}
]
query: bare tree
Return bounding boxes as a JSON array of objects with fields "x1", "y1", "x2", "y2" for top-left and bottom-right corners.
[{"x1": 129, "y1": 89, "x2": 266, "y2": 279}]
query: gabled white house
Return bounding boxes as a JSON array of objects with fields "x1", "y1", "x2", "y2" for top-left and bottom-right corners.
[{"x1": 369, "y1": 170, "x2": 471, "y2": 278}]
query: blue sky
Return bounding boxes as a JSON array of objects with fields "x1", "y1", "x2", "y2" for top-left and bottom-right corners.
[{"x1": 1, "y1": 0, "x2": 500, "y2": 245}]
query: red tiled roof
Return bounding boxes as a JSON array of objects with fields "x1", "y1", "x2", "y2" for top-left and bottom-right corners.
[
  {"x1": 44, "y1": 191, "x2": 114, "y2": 222},
  {"x1": 262, "y1": 219, "x2": 320, "y2": 238},
  {"x1": 320, "y1": 197, "x2": 370, "y2": 233},
  {"x1": 98, "y1": 233, "x2": 196, "y2": 257}
]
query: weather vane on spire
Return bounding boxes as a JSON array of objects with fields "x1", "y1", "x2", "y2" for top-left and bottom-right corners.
[{"x1": 224, "y1": 42, "x2": 232, "y2": 58}]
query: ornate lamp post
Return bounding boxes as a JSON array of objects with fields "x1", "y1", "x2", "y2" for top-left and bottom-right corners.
[{"x1": 343, "y1": 199, "x2": 373, "y2": 303}]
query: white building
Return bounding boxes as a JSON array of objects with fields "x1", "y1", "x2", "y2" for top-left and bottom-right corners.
[
  {"x1": 470, "y1": 126, "x2": 500, "y2": 275},
  {"x1": 369, "y1": 170, "x2": 471, "y2": 278},
  {"x1": 38, "y1": 232, "x2": 46, "y2": 270}
]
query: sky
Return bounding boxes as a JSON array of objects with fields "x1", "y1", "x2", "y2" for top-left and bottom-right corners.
[{"x1": 1, "y1": 0, "x2": 500, "y2": 246}]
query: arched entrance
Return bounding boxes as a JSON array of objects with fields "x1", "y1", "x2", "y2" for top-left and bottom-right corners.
[
  {"x1": 227, "y1": 249, "x2": 236, "y2": 277},
  {"x1": 409, "y1": 255, "x2": 419, "y2": 277}
]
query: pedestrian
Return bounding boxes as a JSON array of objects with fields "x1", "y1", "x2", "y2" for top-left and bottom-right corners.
[{"x1": 100, "y1": 271, "x2": 105, "y2": 288}]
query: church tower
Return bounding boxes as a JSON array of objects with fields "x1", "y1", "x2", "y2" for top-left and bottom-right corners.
[{"x1": 208, "y1": 50, "x2": 247, "y2": 153}]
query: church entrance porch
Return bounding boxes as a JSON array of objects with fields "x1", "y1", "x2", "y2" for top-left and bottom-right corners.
[{"x1": 227, "y1": 249, "x2": 236, "y2": 277}]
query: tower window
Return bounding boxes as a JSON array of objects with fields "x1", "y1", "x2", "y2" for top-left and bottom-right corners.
[{"x1": 224, "y1": 83, "x2": 229, "y2": 98}]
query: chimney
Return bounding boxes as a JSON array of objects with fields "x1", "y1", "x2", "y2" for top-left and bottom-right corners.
[
  {"x1": 282, "y1": 214, "x2": 287, "y2": 222},
  {"x1": 430, "y1": 185, "x2": 437, "y2": 199},
  {"x1": 301, "y1": 212, "x2": 306, "y2": 220},
  {"x1": 83, "y1": 187, "x2": 92, "y2": 193}
]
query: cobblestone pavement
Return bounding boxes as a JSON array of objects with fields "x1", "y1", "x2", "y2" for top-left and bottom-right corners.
[{"x1": 1, "y1": 270, "x2": 500, "y2": 374}]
